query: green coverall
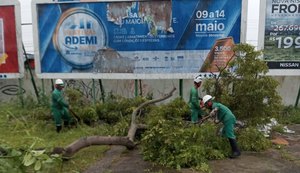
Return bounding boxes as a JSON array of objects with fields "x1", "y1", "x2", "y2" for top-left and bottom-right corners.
[
  {"x1": 212, "y1": 102, "x2": 236, "y2": 139},
  {"x1": 189, "y1": 87, "x2": 203, "y2": 123},
  {"x1": 51, "y1": 88, "x2": 71, "y2": 127}
]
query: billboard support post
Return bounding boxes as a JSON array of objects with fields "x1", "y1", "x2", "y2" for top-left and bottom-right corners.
[
  {"x1": 92, "y1": 79, "x2": 96, "y2": 104},
  {"x1": 179, "y1": 79, "x2": 183, "y2": 98},
  {"x1": 99, "y1": 79, "x2": 105, "y2": 103},
  {"x1": 134, "y1": 80, "x2": 138, "y2": 97},
  {"x1": 42, "y1": 79, "x2": 45, "y2": 96},
  {"x1": 18, "y1": 78, "x2": 24, "y2": 107},
  {"x1": 295, "y1": 86, "x2": 300, "y2": 108},
  {"x1": 23, "y1": 43, "x2": 39, "y2": 102},
  {"x1": 139, "y1": 80, "x2": 142, "y2": 96},
  {"x1": 51, "y1": 79, "x2": 54, "y2": 91}
]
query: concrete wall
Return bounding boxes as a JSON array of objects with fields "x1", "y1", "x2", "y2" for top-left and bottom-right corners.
[
  {"x1": 0, "y1": 72, "x2": 299, "y2": 107},
  {"x1": 274, "y1": 76, "x2": 300, "y2": 106}
]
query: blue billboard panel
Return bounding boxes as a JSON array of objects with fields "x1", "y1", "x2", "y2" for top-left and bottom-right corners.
[{"x1": 33, "y1": 0, "x2": 244, "y2": 79}]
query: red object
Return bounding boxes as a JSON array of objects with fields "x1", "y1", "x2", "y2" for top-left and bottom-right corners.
[
  {"x1": 200, "y1": 100, "x2": 204, "y2": 108},
  {"x1": 27, "y1": 59, "x2": 35, "y2": 69},
  {"x1": 0, "y1": 6, "x2": 19, "y2": 73}
]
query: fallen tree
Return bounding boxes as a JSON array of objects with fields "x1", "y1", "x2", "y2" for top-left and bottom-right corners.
[{"x1": 53, "y1": 87, "x2": 176, "y2": 158}]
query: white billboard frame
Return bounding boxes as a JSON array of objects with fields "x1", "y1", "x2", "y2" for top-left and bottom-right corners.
[
  {"x1": 32, "y1": 0, "x2": 248, "y2": 79},
  {"x1": 0, "y1": 0, "x2": 24, "y2": 79},
  {"x1": 258, "y1": 0, "x2": 300, "y2": 76}
]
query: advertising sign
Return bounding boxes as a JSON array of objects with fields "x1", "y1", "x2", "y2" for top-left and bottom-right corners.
[
  {"x1": 32, "y1": 0, "x2": 247, "y2": 79},
  {"x1": 0, "y1": 0, "x2": 23, "y2": 79},
  {"x1": 259, "y1": 0, "x2": 300, "y2": 75}
]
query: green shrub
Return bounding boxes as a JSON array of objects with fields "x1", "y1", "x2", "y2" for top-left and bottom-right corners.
[
  {"x1": 276, "y1": 106, "x2": 300, "y2": 124},
  {"x1": 145, "y1": 97, "x2": 190, "y2": 126},
  {"x1": 95, "y1": 96, "x2": 149, "y2": 124},
  {"x1": 111, "y1": 117, "x2": 131, "y2": 136},
  {"x1": 238, "y1": 126, "x2": 272, "y2": 151},
  {"x1": 202, "y1": 43, "x2": 282, "y2": 125},
  {"x1": 65, "y1": 88, "x2": 89, "y2": 108},
  {"x1": 78, "y1": 106, "x2": 98, "y2": 126}
]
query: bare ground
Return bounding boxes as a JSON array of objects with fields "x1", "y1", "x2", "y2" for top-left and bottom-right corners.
[{"x1": 84, "y1": 124, "x2": 300, "y2": 173}]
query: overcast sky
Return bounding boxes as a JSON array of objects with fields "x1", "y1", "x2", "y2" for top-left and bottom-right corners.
[{"x1": 20, "y1": 0, "x2": 260, "y2": 54}]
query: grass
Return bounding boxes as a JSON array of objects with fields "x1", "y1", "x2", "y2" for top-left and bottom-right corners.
[
  {"x1": 276, "y1": 106, "x2": 300, "y2": 125},
  {"x1": 0, "y1": 102, "x2": 109, "y2": 173}
]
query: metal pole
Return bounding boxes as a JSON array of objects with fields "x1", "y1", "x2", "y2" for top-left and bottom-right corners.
[
  {"x1": 179, "y1": 79, "x2": 183, "y2": 97},
  {"x1": 295, "y1": 84, "x2": 300, "y2": 108},
  {"x1": 22, "y1": 43, "x2": 39, "y2": 102},
  {"x1": 18, "y1": 78, "x2": 24, "y2": 107},
  {"x1": 135, "y1": 79, "x2": 138, "y2": 97},
  {"x1": 42, "y1": 79, "x2": 45, "y2": 95},
  {"x1": 139, "y1": 79, "x2": 142, "y2": 96},
  {"x1": 92, "y1": 79, "x2": 96, "y2": 104},
  {"x1": 51, "y1": 79, "x2": 54, "y2": 91},
  {"x1": 98, "y1": 79, "x2": 105, "y2": 103}
]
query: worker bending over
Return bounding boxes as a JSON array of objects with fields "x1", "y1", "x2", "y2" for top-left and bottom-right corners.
[{"x1": 203, "y1": 95, "x2": 241, "y2": 158}]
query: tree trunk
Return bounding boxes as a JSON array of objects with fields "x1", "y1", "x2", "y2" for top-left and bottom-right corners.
[{"x1": 53, "y1": 87, "x2": 176, "y2": 158}]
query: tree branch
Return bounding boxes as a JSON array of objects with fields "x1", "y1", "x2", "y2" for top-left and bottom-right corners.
[{"x1": 53, "y1": 87, "x2": 176, "y2": 158}]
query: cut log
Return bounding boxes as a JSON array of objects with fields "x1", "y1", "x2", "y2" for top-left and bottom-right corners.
[{"x1": 53, "y1": 87, "x2": 176, "y2": 158}]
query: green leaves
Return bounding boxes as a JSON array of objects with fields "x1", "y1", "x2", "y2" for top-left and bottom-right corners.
[
  {"x1": 203, "y1": 43, "x2": 282, "y2": 125},
  {"x1": 34, "y1": 160, "x2": 42, "y2": 171},
  {"x1": 141, "y1": 117, "x2": 228, "y2": 170},
  {"x1": 238, "y1": 127, "x2": 272, "y2": 151},
  {"x1": 23, "y1": 149, "x2": 53, "y2": 171},
  {"x1": 23, "y1": 152, "x2": 35, "y2": 166}
]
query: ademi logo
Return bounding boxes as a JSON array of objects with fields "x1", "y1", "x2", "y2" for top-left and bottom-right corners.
[{"x1": 53, "y1": 8, "x2": 106, "y2": 69}]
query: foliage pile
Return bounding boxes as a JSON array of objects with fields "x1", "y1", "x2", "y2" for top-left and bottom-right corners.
[
  {"x1": 142, "y1": 119, "x2": 228, "y2": 171},
  {"x1": 202, "y1": 44, "x2": 282, "y2": 125},
  {"x1": 0, "y1": 140, "x2": 62, "y2": 173},
  {"x1": 0, "y1": 144, "x2": 24, "y2": 173},
  {"x1": 238, "y1": 127, "x2": 272, "y2": 151},
  {"x1": 141, "y1": 98, "x2": 272, "y2": 171}
]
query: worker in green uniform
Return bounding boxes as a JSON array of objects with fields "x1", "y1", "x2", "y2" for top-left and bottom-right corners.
[
  {"x1": 188, "y1": 75, "x2": 204, "y2": 123},
  {"x1": 51, "y1": 79, "x2": 72, "y2": 133},
  {"x1": 202, "y1": 95, "x2": 241, "y2": 158}
]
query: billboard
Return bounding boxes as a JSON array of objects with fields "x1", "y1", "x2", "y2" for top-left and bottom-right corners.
[
  {"x1": 0, "y1": 0, "x2": 23, "y2": 79},
  {"x1": 32, "y1": 0, "x2": 247, "y2": 79},
  {"x1": 259, "y1": 0, "x2": 300, "y2": 75}
]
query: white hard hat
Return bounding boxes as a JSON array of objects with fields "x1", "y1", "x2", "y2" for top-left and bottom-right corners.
[
  {"x1": 55, "y1": 79, "x2": 64, "y2": 85},
  {"x1": 193, "y1": 76, "x2": 202, "y2": 83},
  {"x1": 203, "y1": 95, "x2": 213, "y2": 104}
]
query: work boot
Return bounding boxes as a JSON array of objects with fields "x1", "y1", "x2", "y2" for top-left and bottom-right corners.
[
  {"x1": 228, "y1": 138, "x2": 241, "y2": 159},
  {"x1": 64, "y1": 121, "x2": 70, "y2": 129},
  {"x1": 56, "y1": 126, "x2": 62, "y2": 133}
]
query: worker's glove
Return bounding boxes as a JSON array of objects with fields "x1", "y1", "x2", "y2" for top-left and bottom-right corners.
[
  {"x1": 209, "y1": 110, "x2": 217, "y2": 117},
  {"x1": 214, "y1": 119, "x2": 220, "y2": 124}
]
